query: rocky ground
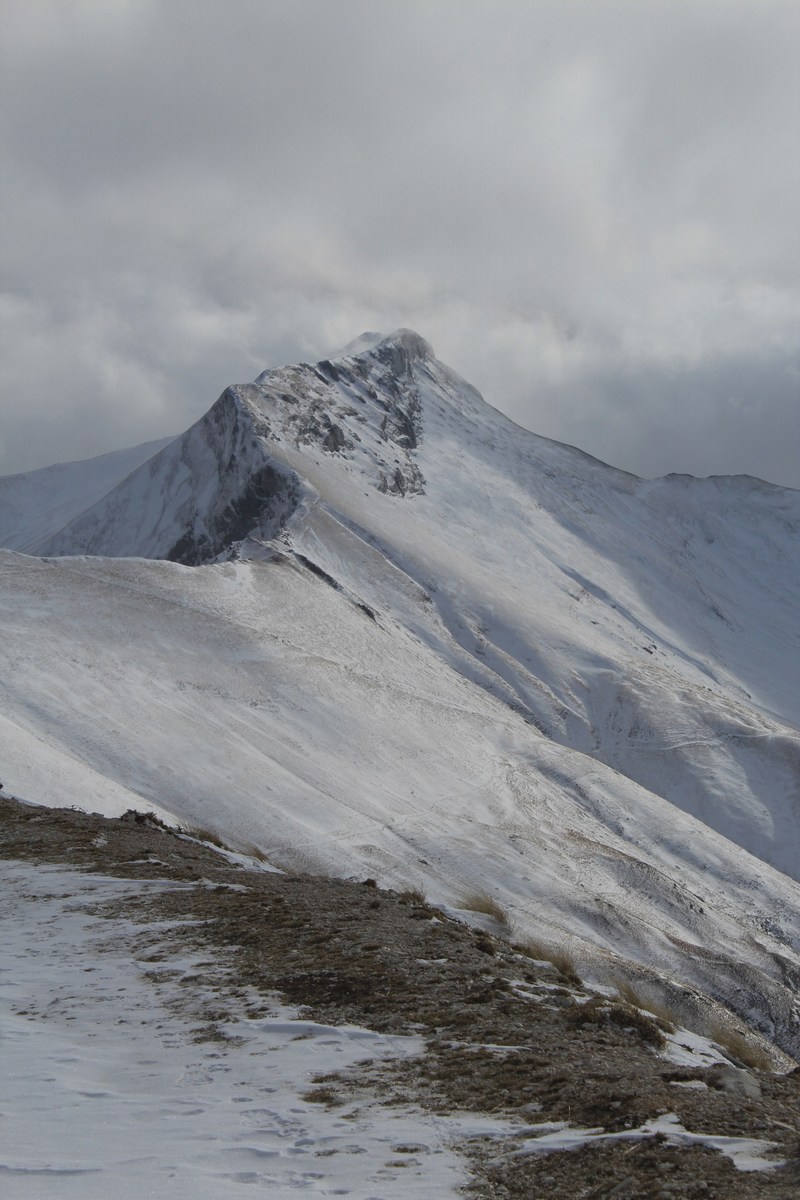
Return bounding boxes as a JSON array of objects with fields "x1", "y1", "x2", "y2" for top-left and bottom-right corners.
[{"x1": 2, "y1": 793, "x2": 799, "y2": 1198}]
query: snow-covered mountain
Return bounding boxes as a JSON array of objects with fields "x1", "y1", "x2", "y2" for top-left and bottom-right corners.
[
  {"x1": 2, "y1": 330, "x2": 799, "y2": 1058},
  {"x1": 0, "y1": 435, "x2": 175, "y2": 554}
]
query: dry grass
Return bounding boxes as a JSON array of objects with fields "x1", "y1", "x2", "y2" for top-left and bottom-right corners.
[
  {"x1": 514, "y1": 936, "x2": 581, "y2": 985},
  {"x1": 265, "y1": 847, "x2": 329, "y2": 875},
  {"x1": 178, "y1": 825, "x2": 274, "y2": 865},
  {"x1": 612, "y1": 978, "x2": 677, "y2": 1034},
  {"x1": 398, "y1": 887, "x2": 427, "y2": 904},
  {"x1": 301, "y1": 1086, "x2": 343, "y2": 1106},
  {"x1": 709, "y1": 1022, "x2": 775, "y2": 1071},
  {"x1": 614, "y1": 977, "x2": 643, "y2": 1008},
  {"x1": 459, "y1": 889, "x2": 510, "y2": 928},
  {"x1": 234, "y1": 841, "x2": 271, "y2": 864},
  {"x1": 564, "y1": 997, "x2": 604, "y2": 1027},
  {"x1": 566, "y1": 997, "x2": 665, "y2": 1047},
  {"x1": 607, "y1": 1003, "x2": 666, "y2": 1047},
  {"x1": 615, "y1": 980, "x2": 778, "y2": 1065},
  {"x1": 124, "y1": 809, "x2": 172, "y2": 830},
  {"x1": 178, "y1": 824, "x2": 231, "y2": 850}
]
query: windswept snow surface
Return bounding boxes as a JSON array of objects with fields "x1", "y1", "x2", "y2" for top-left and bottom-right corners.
[{"x1": 1, "y1": 329, "x2": 799, "y2": 1055}]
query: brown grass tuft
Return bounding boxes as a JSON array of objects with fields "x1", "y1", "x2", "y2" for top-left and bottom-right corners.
[
  {"x1": 606, "y1": 1003, "x2": 666, "y2": 1047},
  {"x1": 265, "y1": 847, "x2": 328, "y2": 875},
  {"x1": 709, "y1": 1022, "x2": 775, "y2": 1071},
  {"x1": 178, "y1": 824, "x2": 231, "y2": 850},
  {"x1": 566, "y1": 998, "x2": 665, "y2": 1047},
  {"x1": 301, "y1": 1087, "x2": 343, "y2": 1106},
  {"x1": 612, "y1": 978, "x2": 677, "y2": 1034},
  {"x1": 459, "y1": 890, "x2": 510, "y2": 927},
  {"x1": 234, "y1": 842, "x2": 271, "y2": 863},
  {"x1": 515, "y1": 937, "x2": 581, "y2": 985}
]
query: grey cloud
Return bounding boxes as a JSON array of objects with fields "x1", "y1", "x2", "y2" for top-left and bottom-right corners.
[
  {"x1": 2, "y1": 1, "x2": 798, "y2": 485},
  {"x1": 496, "y1": 347, "x2": 800, "y2": 488}
]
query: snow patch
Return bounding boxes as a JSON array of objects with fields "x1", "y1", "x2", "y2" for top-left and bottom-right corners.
[{"x1": 514, "y1": 1113, "x2": 783, "y2": 1173}]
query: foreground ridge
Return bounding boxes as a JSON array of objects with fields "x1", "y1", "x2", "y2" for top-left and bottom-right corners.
[{"x1": 2, "y1": 795, "x2": 799, "y2": 1198}]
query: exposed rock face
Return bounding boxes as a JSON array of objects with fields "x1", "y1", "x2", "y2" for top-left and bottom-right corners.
[
  {"x1": 251, "y1": 334, "x2": 427, "y2": 487},
  {"x1": 38, "y1": 385, "x2": 298, "y2": 562},
  {"x1": 167, "y1": 461, "x2": 298, "y2": 566}
]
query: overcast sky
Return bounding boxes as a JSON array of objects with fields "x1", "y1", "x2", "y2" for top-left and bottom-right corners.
[{"x1": 2, "y1": 0, "x2": 799, "y2": 487}]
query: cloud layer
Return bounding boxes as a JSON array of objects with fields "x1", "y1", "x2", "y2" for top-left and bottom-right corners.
[{"x1": 2, "y1": 0, "x2": 798, "y2": 485}]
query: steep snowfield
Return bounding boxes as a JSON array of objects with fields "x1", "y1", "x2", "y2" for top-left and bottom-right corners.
[{"x1": 1, "y1": 330, "x2": 799, "y2": 1054}]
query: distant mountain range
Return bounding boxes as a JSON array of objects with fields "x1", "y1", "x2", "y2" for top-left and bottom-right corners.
[{"x1": 2, "y1": 329, "x2": 798, "y2": 1058}]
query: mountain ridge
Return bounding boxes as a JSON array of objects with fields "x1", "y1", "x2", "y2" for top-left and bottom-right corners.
[
  {"x1": 1, "y1": 330, "x2": 798, "y2": 1059},
  {"x1": 13, "y1": 329, "x2": 799, "y2": 561}
]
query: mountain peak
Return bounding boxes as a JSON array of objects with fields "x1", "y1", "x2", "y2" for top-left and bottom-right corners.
[
  {"x1": 338, "y1": 328, "x2": 434, "y2": 367},
  {"x1": 34, "y1": 328, "x2": 440, "y2": 562}
]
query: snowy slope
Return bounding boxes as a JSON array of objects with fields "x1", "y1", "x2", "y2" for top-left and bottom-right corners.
[
  {"x1": 0, "y1": 436, "x2": 175, "y2": 553},
  {"x1": 23, "y1": 395, "x2": 300, "y2": 563},
  {"x1": 1, "y1": 547, "x2": 799, "y2": 1058},
  {"x1": 22, "y1": 329, "x2": 799, "y2": 878},
  {"x1": 1, "y1": 330, "x2": 799, "y2": 1056}
]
